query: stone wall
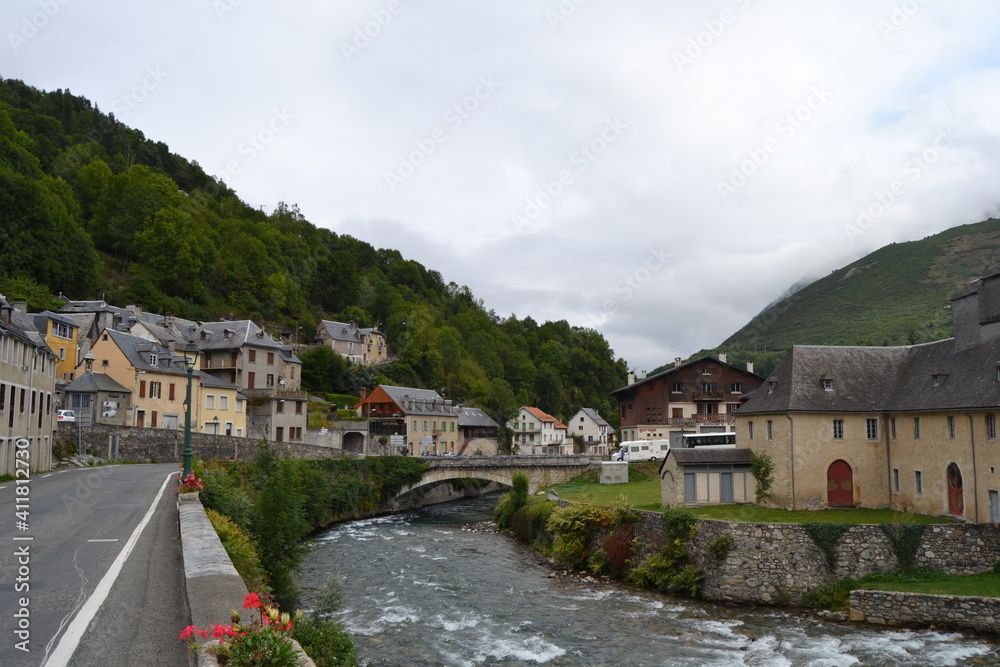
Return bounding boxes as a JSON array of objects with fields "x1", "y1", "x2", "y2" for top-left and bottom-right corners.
[
  {"x1": 850, "y1": 589, "x2": 1000, "y2": 634},
  {"x1": 56, "y1": 422, "x2": 358, "y2": 464},
  {"x1": 917, "y1": 524, "x2": 1000, "y2": 574}
]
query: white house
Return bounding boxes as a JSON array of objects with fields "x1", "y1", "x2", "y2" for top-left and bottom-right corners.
[
  {"x1": 567, "y1": 407, "x2": 615, "y2": 456},
  {"x1": 508, "y1": 406, "x2": 571, "y2": 455}
]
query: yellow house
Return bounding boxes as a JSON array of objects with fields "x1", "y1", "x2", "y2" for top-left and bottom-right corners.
[
  {"x1": 33, "y1": 310, "x2": 80, "y2": 385},
  {"x1": 737, "y1": 267, "x2": 1000, "y2": 525},
  {"x1": 86, "y1": 328, "x2": 245, "y2": 435}
]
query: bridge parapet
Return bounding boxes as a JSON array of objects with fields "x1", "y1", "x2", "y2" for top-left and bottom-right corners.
[{"x1": 398, "y1": 455, "x2": 591, "y2": 498}]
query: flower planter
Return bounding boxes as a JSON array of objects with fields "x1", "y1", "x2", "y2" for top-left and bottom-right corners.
[
  {"x1": 196, "y1": 639, "x2": 316, "y2": 666},
  {"x1": 178, "y1": 492, "x2": 200, "y2": 503}
]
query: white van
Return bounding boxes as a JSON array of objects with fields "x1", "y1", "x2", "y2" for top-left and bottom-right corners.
[{"x1": 615, "y1": 439, "x2": 670, "y2": 462}]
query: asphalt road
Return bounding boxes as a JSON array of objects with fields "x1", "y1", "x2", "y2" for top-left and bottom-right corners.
[{"x1": 0, "y1": 463, "x2": 190, "y2": 666}]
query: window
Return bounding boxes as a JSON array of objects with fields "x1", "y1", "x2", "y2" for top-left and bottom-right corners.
[
  {"x1": 670, "y1": 382, "x2": 683, "y2": 393},
  {"x1": 422, "y1": 420, "x2": 428, "y2": 431},
  {"x1": 914, "y1": 417, "x2": 921, "y2": 439},
  {"x1": 699, "y1": 382, "x2": 716, "y2": 392},
  {"x1": 139, "y1": 380, "x2": 146, "y2": 398},
  {"x1": 53, "y1": 322, "x2": 71, "y2": 339},
  {"x1": 247, "y1": 372, "x2": 255, "y2": 389},
  {"x1": 866, "y1": 418, "x2": 879, "y2": 440},
  {"x1": 266, "y1": 374, "x2": 274, "y2": 387},
  {"x1": 766, "y1": 420, "x2": 773, "y2": 440},
  {"x1": 150, "y1": 381, "x2": 162, "y2": 399},
  {"x1": 412, "y1": 420, "x2": 417, "y2": 432},
  {"x1": 932, "y1": 374, "x2": 944, "y2": 388},
  {"x1": 206, "y1": 394, "x2": 215, "y2": 409},
  {"x1": 248, "y1": 349, "x2": 256, "y2": 363},
  {"x1": 450, "y1": 421, "x2": 455, "y2": 432},
  {"x1": 150, "y1": 352, "x2": 158, "y2": 366},
  {"x1": 767, "y1": 381, "x2": 777, "y2": 395},
  {"x1": 890, "y1": 418, "x2": 896, "y2": 440},
  {"x1": 988, "y1": 414, "x2": 997, "y2": 440},
  {"x1": 276, "y1": 400, "x2": 284, "y2": 413},
  {"x1": 236, "y1": 399, "x2": 244, "y2": 413},
  {"x1": 833, "y1": 419, "x2": 844, "y2": 440},
  {"x1": 915, "y1": 470, "x2": 923, "y2": 496},
  {"x1": 821, "y1": 378, "x2": 833, "y2": 391},
  {"x1": 225, "y1": 422, "x2": 233, "y2": 436},
  {"x1": 748, "y1": 421, "x2": 754, "y2": 440},
  {"x1": 267, "y1": 352, "x2": 275, "y2": 365},
  {"x1": 947, "y1": 415, "x2": 956, "y2": 439},
  {"x1": 893, "y1": 468, "x2": 900, "y2": 492},
  {"x1": 730, "y1": 382, "x2": 743, "y2": 394},
  {"x1": 169, "y1": 383, "x2": 176, "y2": 401},
  {"x1": 58, "y1": 347, "x2": 65, "y2": 360}
]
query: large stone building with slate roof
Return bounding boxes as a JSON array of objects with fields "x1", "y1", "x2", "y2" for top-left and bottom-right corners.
[
  {"x1": 356, "y1": 385, "x2": 460, "y2": 454},
  {"x1": 737, "y1": 269, "x2": 1000, "y2": 523},
  {"x1": 316, "y1": 320, "x2": 388, "y2": 365}
]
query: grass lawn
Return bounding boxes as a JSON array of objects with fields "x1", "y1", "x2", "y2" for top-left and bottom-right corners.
[
  {"x1": 544, "y1": 462, "x2": 663, "y2": 511},
  {"x1": 690, "y1": 505, "x2": 950, "y2": 525},
  {"x1": 859, "y1": 570, "x2": 1000, "y2": 597}
]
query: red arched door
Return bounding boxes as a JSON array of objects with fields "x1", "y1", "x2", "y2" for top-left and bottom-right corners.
[
  {"x1": 827, "y1": 460, "x2": 853, "y2": 506},
  {"x1": 947, "y1": 463, "x2": 964, "y2": 516}
]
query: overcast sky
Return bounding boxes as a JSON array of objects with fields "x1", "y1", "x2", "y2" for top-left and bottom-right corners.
[{"x1": 6, "y1": 1, "x2": 1000, "y2": 372}]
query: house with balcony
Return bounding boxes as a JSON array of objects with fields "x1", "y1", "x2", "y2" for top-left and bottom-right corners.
[
  {"x1": 567, "y1": 407, "x2": 615, "y2": 456},
  {"x1": 316, "y1": 320, "x2": 388, "y2": 365},
  {"x1": 509, "y1": 406, "x2": 571, "y2": 455},
  {"x1": 355, "y1": 385, "x2": 459, "y2": 454},
  {"x1": 0, "y1": 297, "x2": 57, "y2": 475},
  {"x1": 610, "y1": 355, "x2": 765, "y2": 447},
  {"x1": 85, "y1": 328, "x2": 245, "y2": 436},
  {"x1": 193, "y1": 321, "x2": 304, "y2": 442}
]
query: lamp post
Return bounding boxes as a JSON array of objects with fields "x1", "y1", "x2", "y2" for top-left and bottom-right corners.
[
  {"x1": 182, "y1": 341, "x2": 197, "y2": 478},
  {"x1": 212, "y1": 415, "x2": 220, "y2": 459}
]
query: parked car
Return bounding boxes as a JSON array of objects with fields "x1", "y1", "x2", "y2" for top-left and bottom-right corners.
[{"x1": 57, "y1": 409, "x2": 75, "y2": 422}]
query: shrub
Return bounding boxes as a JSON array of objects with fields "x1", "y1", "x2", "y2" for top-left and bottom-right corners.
[
  {"x1": 662, "y1": 507, "x2": 696, "y2": 542},
  {"x1": 205, "y1": 509, "x2": 271, "y2": 600},
  {"x1": 707, "y1": 533, "x2": 735, "y2": 559},
  {"x1": 494, "y1": 471, "x2": 530, "y2": 530},
  {"x1": 750, "y1": 451, "x2": 775, "y2": 502},
  {"x1": 880, "y1": 522, "x2": 926, "y2": 569},
  {"x1": 627, "y1": 540, "x2": 702, "y2": 597},
  {"x1": 801, "y1": 577, "x2": 857, "y2": 610},
  {"x1": 509, "y1": 501, "x2": 555, "y2": 550},
  {"x1": 547, "y1": 504, "x2": 610, "y2": 570},
  {"x1": 804, "y1": 523, "x2": 850, "y2": 570}
]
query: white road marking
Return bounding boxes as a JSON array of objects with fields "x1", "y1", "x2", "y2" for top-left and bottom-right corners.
[
  {"x1": 41, "y1": 473, "x2": 53, "y2": 478},
  {"x1": 41, "y1": 471, "x2": 179, "y2": 667},
  {"x1": 87, "y1": 539, "x2": 120, "y2": 543}
]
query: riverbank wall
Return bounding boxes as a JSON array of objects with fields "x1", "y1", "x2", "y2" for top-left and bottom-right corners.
[{"x1": 849, "y1": 589, "x2": 1000, "y2": 634}]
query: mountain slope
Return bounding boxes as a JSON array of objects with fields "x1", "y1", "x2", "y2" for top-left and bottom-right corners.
[{"x1": 724, "y1": 218, "x2": 1000, "y2": 352}]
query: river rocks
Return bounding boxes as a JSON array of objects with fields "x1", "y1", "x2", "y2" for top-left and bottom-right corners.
[{"x1": 462, "y1": 521, "x2": 500, "y2": 534}]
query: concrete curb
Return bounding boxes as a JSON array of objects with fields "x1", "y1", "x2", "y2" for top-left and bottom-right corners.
[{"x1": 177, "y1": 496, "x2": 317, "y2": 666}]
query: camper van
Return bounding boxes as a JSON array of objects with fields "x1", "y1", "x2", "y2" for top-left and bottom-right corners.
[{"x1": 615, "y1": 439, "x2": 670, "y2": 461}]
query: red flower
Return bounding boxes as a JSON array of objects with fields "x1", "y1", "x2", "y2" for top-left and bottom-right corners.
[
  {"x1": 178, "y1": 625, "x2": 198, "y2": 641},
  {"x1": 243, "y1": 592, "x2": 262, "y2": 610}
]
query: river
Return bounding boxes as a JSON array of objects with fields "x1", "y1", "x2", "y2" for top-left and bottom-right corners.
[{"x1": 298, "y1": 496, "x2": 1000, "y2": 666}]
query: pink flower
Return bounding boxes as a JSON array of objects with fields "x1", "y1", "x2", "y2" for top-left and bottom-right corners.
[
  {"x1": 243, "y1": 592, "x2": 262, "y2": 610},
  {"x1": 178, "y1": 625, "x2": 198, "y2": 641}
]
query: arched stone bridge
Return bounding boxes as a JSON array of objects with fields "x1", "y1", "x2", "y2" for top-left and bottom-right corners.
[{"x1": 397, "y1": 455, "x2": 593, "y2": 497}]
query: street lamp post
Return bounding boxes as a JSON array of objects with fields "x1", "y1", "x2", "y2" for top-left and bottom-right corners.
[
  {"x1": 212, "y1": 415, "x2": 220, "y2": 459},
  {"x1": 182, "y1": 341, "x2": 197, "y2": 478}
]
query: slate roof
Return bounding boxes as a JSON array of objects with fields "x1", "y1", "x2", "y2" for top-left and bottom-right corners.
[
  {"x1": 739, "y1": 337, "x2": 1000, "y2": 414},
  {"x1": 103, "y1": 329, "x2": 237, "y2": 388},
  {"x1": 377, "y1": 385, "x2": 455, "y2": 416},
  {"x1": 579, "y1": 407, "x2": 610, "y2": 428},
  {"x1": 32, "y1": 310, "x2": 78, "y2": 332},
  {"x1": 0, "y1": 298, "x2": 52, "y2": 355},
  {"x1": 610, "y1": 355, "x2": 764, "y2": 395},
  {"x1": 457, "y1": 407, "x2": 498, "y2": 428},
  {"x1": 64, "y1": 371, "x2": 130, "y2": 394},
  {"x1": 319, "y1": 320, "x2": 383, "y2": 343},
  {"x1": 669, "y1": 447, "x2": 753, "y2": 466},
  {"x1": 193, "y1": 321, "x2": 283, "y2": 352}
]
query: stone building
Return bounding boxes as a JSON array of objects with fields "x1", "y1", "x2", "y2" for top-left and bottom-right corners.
[{"x1": 736, "y1": 268, "x2": 1000, "y2": 523}]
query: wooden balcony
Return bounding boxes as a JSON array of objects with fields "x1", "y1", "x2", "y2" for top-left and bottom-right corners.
[{"x1": 692, "y1": 391, "x2": 725, "y2": 401}]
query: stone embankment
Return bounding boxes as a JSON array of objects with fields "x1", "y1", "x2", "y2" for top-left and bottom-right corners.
[{"x1": 850, "y1": 589, "x2": 1000, "y2": 634}]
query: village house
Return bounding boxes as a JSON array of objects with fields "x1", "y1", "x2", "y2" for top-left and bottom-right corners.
[
  {"x1": 316, "y1": 320, "x2": 388, "y2": 365},
  {"x1": 660, "y1": 448, "x2": 757, "y2": 506},
  {"x1": 355, "y1": 385, "x2": 459, "y2": 454},
  {"x1": 566, "y1": 407, "x2": 615, "y2": 456},
  {"x1": 32, "y1": 310, "x2": 81, "y2": 385},
  {"x1": 736, "y1": 268, "x2": 1000, "y2": 523},
  {"x1": 0, "y1": 297, "x2": 57, "y2": 475},
  {"x1": 193, "y1": 321, "x2": 304, "y2": 442},
  {"x1": 610, "y1": 355, "x2": 765, "y2": 446},
  {"x1": 63, "y1": 370, "x2": 131, "y2": 427},
  {"x1": 456, "y1": 406, "x2": 499, "y2": 455},
  {"x1": 509, "y1": 406, "x2": 571, "y2": 455}
]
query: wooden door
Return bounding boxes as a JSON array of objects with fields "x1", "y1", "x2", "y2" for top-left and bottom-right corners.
[
  {"x1": 827, "y1": 460, "x2": 853, "y2": 506},
  {"x1": 947, "y1": 463, "x2": 964, "y2": 516}
]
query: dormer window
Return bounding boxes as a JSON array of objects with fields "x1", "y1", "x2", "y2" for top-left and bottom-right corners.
[
  {"x1": 767, "y1": 381, "x2": 777, "y2": 395},
  {"x1": 932, "y1": 374, "x2": 947, "y2": 389},
  {"x1": 821, "y1": 378, "x2": 833, "y2": 392},
  {"x1": 150, "y1": 352, "x2": 158, "y2": 366}
]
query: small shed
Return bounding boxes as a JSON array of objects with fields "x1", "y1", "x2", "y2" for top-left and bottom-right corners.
[
  {"x1": 660, "y1": 447, "x2": 756, "y2": 506},
  {"x1": 600, "y1": 460, "x2": 629, "y2": 484},
  {"x1": 63, "y1": 371, "x2": 132, "y2": 426}
]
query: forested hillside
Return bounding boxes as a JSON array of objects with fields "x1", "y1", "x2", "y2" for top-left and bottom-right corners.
[
  {"x1": 0, "y1": 78, "x2": 626, "y2": 431},
  {"x1": 678, "y1": 218, "x2": 1000, "y2": 378}
]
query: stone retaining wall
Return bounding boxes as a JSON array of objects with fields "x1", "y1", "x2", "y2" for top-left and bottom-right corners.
[{"x1": 850, "y1": 589, "x2": 1000, "y2": 634}]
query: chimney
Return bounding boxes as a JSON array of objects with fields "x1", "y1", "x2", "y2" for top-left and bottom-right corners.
[
  {"x1": 12, "y1": 300, "x2": 27, "y2": 313},
  {"x1": 627, "y1": 372, "x2": 635, "y2": 385},
  {"x1": 674, "y1": 357, "x2": 682, "y2": 368},
  {"x1": 126, "y1": 304, "x2": 142, "y2": 317},
  {"x1": 747, "y1": 361, "x2": 754, "y2": 374},
  {"x1": 718, "y1": 352, "x2": 727, "y2": 364},
  {"x1": 360, "y1": 387, "x2": 367, "y2": 400}
]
